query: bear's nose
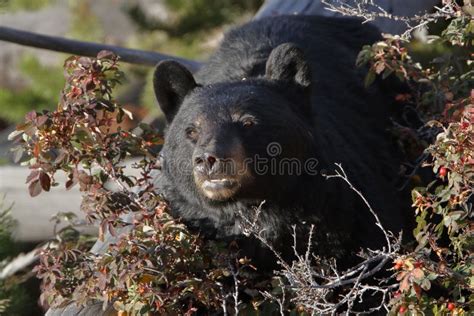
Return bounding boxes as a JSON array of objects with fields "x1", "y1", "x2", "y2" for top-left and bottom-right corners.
[
  {"x1": 205, "y1": 153, "x2": 217, "y2": 168},
  {"x1": 194, "y1": 153, "x2": 218, "y2": 170}
]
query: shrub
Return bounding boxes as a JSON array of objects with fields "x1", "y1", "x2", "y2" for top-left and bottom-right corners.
[
  {"x1": 357, "y1": 12, "x2": 473, "y2": 315},
  {"x1": 9, "y1": 4, "x2": 473, "y2": 315},
  {"x1": 10, "y1": 52, "x2": 269, "y2": 314}
]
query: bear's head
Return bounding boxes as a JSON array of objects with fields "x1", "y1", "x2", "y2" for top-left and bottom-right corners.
[{"x1": 153, "y1": 43, "x2": 318, "y2": 205}]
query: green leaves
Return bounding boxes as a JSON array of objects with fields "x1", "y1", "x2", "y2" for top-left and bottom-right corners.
[{"x1": 364, "y1": 69, "x2": 376, "y2": 87}]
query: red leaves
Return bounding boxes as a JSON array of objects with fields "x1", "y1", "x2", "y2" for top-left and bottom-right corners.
[
  {"x1": 66, "y1": 86, "x2": 82, "y2": 99},
  {"x1": 394, "y1": 257, "x2": 428, "y2": 301},
  {"x1": 28, "y1": 179, "x2": 42, "y2": 197},
  {"x1": 97, "y1": 50, "x2": 115, "y2": 60},
  {"x1": 36, "y1": 115, "x2": 48, "y2": 127},
  {"x1": 65, "y1": 172, "x2": 78, "y2": 190},
  {"x1": 24, "y1": 50, "x2": 244, "y2": 315},
  {"x1": 39, "y1": 172, "x2": 51, "y2": 192},
  {"x1": 26, "y1": 171, "x2": 51, "y2": 196},
  {"x1": 25, "y1": 110, "x2": 37, "y2": 122},
  {"x1": 26, "y1": 170, "x2": 40, "y2": 183},
  {"x1": 374, "y1": 61, "x2": 385, "y2": 74},
  {"x1": 33, "y1": 142, "x2": 40, "y2": 158},
  {"x1": 77, "y1": 170, "x2": 93, "y2": 191},
  {"x1": 25, "y1": 111, "x2": 49, "y2": 127}
]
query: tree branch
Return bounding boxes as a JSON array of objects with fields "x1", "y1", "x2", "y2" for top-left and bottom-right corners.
[
  {"x1": 0, "y1": 26, "x2": 202, "y2": 72},
  {"x1": 238, "y1": 164, "x2": 402, "y2": 314}
]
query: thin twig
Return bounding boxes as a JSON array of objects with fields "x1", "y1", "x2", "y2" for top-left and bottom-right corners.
[
  {"x1": 324, "y1": 163, "x2": 392, "y2": 253},
  {"x1": 230, "y1": 264, "x2": 241, "y2": 315},
  {"x1": 321, "y1": 0, "x2": 460, "y2": 38},
  {"x1": 239, "y1": 163, "x2": 402, "y2": 314}
]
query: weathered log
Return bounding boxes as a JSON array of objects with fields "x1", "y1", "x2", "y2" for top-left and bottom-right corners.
[
  {"x1": 0, "y1": 26, "x2": 202, "y2": 72},
  {"x1": 45, "y1": 303, "x2": 116, "y2": 316}
]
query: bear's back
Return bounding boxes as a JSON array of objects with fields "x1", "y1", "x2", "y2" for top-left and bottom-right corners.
[{"x1": 196, "y1": 16, "x2": 380, "y2": 87}]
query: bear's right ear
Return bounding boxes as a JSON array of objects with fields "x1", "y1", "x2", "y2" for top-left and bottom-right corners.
[
  {"x1": 265, "y1": 43, "x2": 311, "y2": 91},
  {"x1": 153, "y1": 61, "x2": 197, "y2": 123}
]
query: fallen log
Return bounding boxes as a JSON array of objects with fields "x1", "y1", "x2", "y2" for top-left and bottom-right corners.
[{"x1": 0, "y1": 26, "x2": 202, "y2": 72}]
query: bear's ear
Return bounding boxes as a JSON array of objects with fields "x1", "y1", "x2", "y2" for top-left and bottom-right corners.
[
  {"x1": 265, "y1": 43, "x2": 311, "y2": 90},
  {"x1": 153, "y1": 61, "x2": 197, "y2": 123}
]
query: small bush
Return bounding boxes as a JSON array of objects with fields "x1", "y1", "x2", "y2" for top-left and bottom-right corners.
[
  {"x1": 357, "y1": 12, "x2": 473, "y2": 315},
  {"x1": 9, "y1": 4, "x2": 473, "y2": 315}
]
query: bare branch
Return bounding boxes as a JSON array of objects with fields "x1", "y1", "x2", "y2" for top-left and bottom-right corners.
[
  {"x1": 238, "y1": 164, "x2": 403, "y2": 314},
  {"x1": 230, "y1": 264, "x2": 241, "y2": 315},
  {"x1": 324, "y1": 163, "x2": 393, "y2": 252},
  {"x1": 320, "y1": 0, "x2": 460, "y2": 38},
  {"x1": 0, "y1": 26, "x2": 202, "y2": 72},
  {"x1": 260, "y1": 277, "x2": 286, "y2": 316}
]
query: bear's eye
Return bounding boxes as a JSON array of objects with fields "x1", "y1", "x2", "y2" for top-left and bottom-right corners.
[
  {"x1": 185, "y1": 127, "x2": 199, "y2": 141},
  {"x1": 241, "y1": 117, "x2": 256, "y2": 128}
]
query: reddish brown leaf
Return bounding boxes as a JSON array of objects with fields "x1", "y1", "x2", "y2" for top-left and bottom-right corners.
[
  {"x1": 399, "y1": 275, "x2": 410, "y2": 292},
  {"x1": 99, "y1": 220, "x2": 107, "y2": 242},
  {"x1": 14, "y1": 122, "x2": 31, "y2": 132},
  {"x1": 77, "y1": 57, "x2": 92, "y2": 67},
  {"x1": 65, "y1": 170, "x2": 79, "y2": 191},
  {"x1": 77, "y1": 171, "x2": 92, "y2": 185},
  {"x1": 396, "y1": 271, "x2": 407, "y2": 281},
  {"x1": 374, "y1": 61, "x2": 385, "y2": 74},
  {"x1": 108, "y1": 223, "x2": 116, "y2": 237},
  {"x1": 28, "y1": 179, "x2": 42, "y2": 197},
  {"x1": 36, "y1": 115, "x2": 48, "y2": 127},
  {"x1": 12, "y1": 147, "x2": 24, "y2": 163},
  {"x1": 39, "y1": 172, "x2": 51, "y2": 192},
  {"x1": 413, "y1": 283, "x2": 422, "y2": 299},
  {"x1": 97, "y1": 50, "x2": 114, "y2": 60},
  {"x1": 65, "y1": 179, "x2": 76, "y2": 190},
  {"x1": 33, "y1": 143, "x2": 40, "y2": 158},
  {"x1": 26, "y1": 170, "x2": 40, "y2": 183},
  {"x1": 411, "y1": 268, "x2": 424, "y2": 279},
  {"x1": 25, "y1": 111, "x2": 37, "y2": 122}
]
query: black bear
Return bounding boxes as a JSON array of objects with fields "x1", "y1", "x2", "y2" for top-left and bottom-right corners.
[{"x1": 153, "y1": 15, "x2": 407, "y2": 264}]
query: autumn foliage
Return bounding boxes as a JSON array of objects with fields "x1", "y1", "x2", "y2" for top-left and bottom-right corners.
[
  {"x1": 9, "y1": 52, "x2": 273, "y2": 314},
  {"x1": 358, "y1": 15, "x2": 473, "y2": 314},
  {"x1": 9, "y1": 10, "x2": 474, "y2": 316}
]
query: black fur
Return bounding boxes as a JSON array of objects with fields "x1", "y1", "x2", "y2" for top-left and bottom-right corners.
[
  {"x1": 153, "y1": 15, "x2": 408, "y2": 265},
  {"x1": 153, "y1": 61, "x2": 198, "y2": 122}
]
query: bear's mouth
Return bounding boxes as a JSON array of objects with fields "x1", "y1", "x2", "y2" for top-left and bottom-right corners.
[
  {"x1": 202, "y1": 178, "x2": 238, "y2": 190},
  {"x1": 198, "y1": 177, "x2": 240, "y2": 201}
]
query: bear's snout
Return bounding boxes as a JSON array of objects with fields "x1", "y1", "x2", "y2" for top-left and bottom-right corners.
[
  {"x1": 192, "y1": 144, "x2": 250, "y2": 201},
  {"x1": 194, "y1": 152, "x2": 219, "y2": 173}
]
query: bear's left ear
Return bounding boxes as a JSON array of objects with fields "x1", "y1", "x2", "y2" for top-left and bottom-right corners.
[
  {"x1": 153, "y1": 61, "x2": 197, "y2": 123},
  {"x1": 265, "y1": 43, "x2": 311, "y2": 91}
]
